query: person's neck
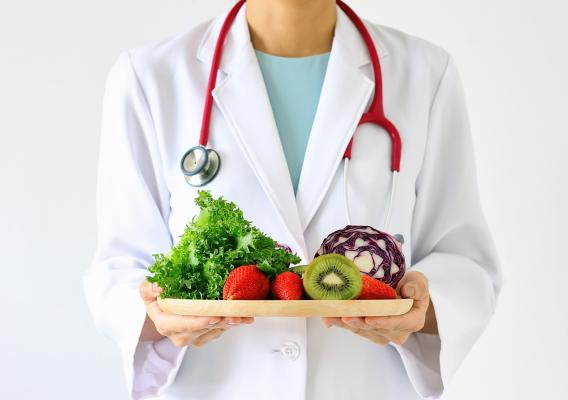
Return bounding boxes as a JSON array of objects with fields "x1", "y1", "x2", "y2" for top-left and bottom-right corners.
[{"x1": 246, "y1": 0, "x2": 336, "y2": 57}]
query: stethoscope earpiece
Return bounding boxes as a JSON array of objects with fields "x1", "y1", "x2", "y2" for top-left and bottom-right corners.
[{"x1": 180, "y1": 145, "x2": 221, "y2": 187}]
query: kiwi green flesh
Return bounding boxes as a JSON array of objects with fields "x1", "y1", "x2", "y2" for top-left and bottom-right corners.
[{"x1": 304, "y1": 254, "x2": 362, "y2": 300}]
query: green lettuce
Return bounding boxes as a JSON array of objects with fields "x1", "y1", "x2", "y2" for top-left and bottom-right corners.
[{"x1": 147, "y1": 190, "x2": 301, "y2": 299}]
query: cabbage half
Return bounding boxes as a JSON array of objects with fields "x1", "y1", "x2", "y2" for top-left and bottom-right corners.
[{"x1": 315, "y1": 225, "x2": 405, "y2": 289}]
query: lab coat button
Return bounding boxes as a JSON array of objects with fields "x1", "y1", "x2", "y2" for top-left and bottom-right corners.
[{"x1": 274, "y1": 340, "x2": 300, "y2": 361}]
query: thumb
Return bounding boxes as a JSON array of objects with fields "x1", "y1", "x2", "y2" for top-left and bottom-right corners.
[
  {"x1": 401, "y1": 283, "x2": 417, "y2": 299},
  {"x1": 140, "y1": 280, "x2": 162, "y2": 302},
  {"x1": 399, "y1": 272, "x2": 428, "y2": 300}
]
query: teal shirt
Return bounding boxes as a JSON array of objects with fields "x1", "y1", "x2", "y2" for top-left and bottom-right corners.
[{"x1": 254, "y1": 49, "x2": 331, "y2": 194}]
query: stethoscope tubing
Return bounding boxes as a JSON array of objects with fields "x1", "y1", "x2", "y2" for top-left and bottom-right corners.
[
  {"x1": 187, "y1": 0, "x2": 402, "y2": 231},
  {"x1": 198, "y1": 0, "x2": 245, "y2": 147},
  {"x1": 336, "y1": 0, "x2": 401, "y2": 172},
  {"x1": 343, "y1": 159, "x2": 397, "y2": 230}
]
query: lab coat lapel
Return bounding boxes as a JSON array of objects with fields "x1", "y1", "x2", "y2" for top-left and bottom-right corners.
[
  {"x1": 196, "y1": 3, "x2": 308, "y2": 259},
  {"x1": 295, "y1": 6, "x2": 389, "y2": 232}
]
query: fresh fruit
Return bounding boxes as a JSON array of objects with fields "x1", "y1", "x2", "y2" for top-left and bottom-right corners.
[
  {"x1": 222, "y1": 265, "x2": 270, "y2": 300},
  {"x1": 303, "y1": 254, "x2": 362, "y2": 300},
  {"x1": 358, "y1": 275, "x2": 397, "y2": 300},
  {"x1": 271, "y1": 271, "x2": 303, "y2": 300}
]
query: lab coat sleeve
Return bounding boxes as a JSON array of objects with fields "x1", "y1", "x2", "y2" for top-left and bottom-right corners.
[
  {"x1": 389, "y1": 54, "x2": 504, "y2": 398},
  {"x1": 82, "y1": 51, "x2": 188, "y2": 399}
]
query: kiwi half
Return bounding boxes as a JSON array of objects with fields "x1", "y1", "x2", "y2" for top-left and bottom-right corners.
[{"x1": 303, "y1": 254, "x2": 362, "y2": 300}]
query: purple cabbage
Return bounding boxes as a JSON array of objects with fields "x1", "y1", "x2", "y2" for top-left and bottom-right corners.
[
  {"x1": 315, "y1": 225, "x2": 405, "y2": 289},
  {"x1": 276, "y1": 242, "x2": 293, "y2": 253}
]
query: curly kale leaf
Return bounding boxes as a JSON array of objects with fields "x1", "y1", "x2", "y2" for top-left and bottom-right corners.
[{"x1": 147, "y1": 190, "x2": 301, "y2": 299}]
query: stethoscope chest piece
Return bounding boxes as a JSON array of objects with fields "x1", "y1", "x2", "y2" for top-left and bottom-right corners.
[
  {"x1": 178, "y1": 0, "x2": 403, "y2": 229},
  {"x1": 180, "y1": 145, "x2": 221, "y2": 187}
]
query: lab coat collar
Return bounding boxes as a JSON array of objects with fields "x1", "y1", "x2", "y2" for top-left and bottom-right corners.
[
  {"x1": 196, "y1": 3, "x2": 389, "y2": 72},
  {"x1": 196, "y1": 2, "x2": 388, "y2": 258}
]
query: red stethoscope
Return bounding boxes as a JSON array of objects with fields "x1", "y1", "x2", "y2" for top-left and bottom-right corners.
[{"x1": 180, "y1": 0, "x2": 402, "y2": 231}]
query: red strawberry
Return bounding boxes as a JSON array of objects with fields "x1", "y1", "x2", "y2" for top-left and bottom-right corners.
[
  {"x1": 223, "y1": 265, "x2": 270, "y2": 300},
  {"x1": 271, "y1": 271, "x2": 303, "y2": 300},
  {"x1": 358, "y1": 275, "x2": 397, "y2": 300}
]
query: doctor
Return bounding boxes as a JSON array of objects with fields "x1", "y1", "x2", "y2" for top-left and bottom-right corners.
[{"x1": 83, "y1": 0, "x2": 503, "y2": 399}]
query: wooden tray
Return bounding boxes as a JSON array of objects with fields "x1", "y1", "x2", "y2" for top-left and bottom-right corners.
[{"x1": 157, "y1": 297, "x2": 413, "y2": 317}]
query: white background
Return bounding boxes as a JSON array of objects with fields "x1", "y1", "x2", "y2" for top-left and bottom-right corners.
[{"x1": 1, "y1": 0, "x2": 566, "y2": 398}]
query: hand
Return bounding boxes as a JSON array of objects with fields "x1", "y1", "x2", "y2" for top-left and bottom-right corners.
[
  {"x1": 139, "y1": 280, "x2": 255, "y2": 348},
  {"x1": 321, "y1": 271, "x2": 435, "y2": 346}
]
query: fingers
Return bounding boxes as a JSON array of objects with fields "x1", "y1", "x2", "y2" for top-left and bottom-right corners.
[
  {"x1": 152, "y1": 313, "x2": 224, "y2": 336},
  {"x1": 324, "y1": 293, "x2": 429, "y2": 336},
  {"x1": 340, "y1": 317, "x2": 372, "y2": 331},
  {"x1": 325, "y1": 318, "x2": 391, "y2": 346},
  {"x1": 364, "y1": 305, "x2": 427, "y2": 333},
  {"x1": 321, "y1": 276, "x2": 430, "y2": 346},
  {"x1": 321, "y1": 317, "x2": 340, "y2": 328},
  {"x1": 190, "y1": 317, "x2": 254, "y2": 340},
  {"x1": 139, "y1": 280, "x2": 255, "y2": 348},
  {"x1": 170, "y1": 327, "x2": 226, "y2": 348},
  {"x1": 225, "y1": 317, "x2": 244, "y2": 326},
  {"x1": 140, "y1": 280, "x2": 162, "y2": 303},
  {"x1": 331, "y1": 317, "x2": 411, "y2": 345},
  {"x1": 396, "y1": 271, "x2": 429, "y2": 304},
  {"x1": 169, "y1": 332, "x2": 194, "y2": 348},
  {"x1": 146, "y1": 311, "x2": 255, "y2": 343},
  {"x1": 192, "y1": 328, "x2": 225, "y2": 347},
  {"x1": 356, "y1": 329, "x2": 391, "y2": 346},
  {"x1": 340, "y1": 316, "x2": 406, "y2": 340},
  {"x1": 168, "y1": 318, "x2": 254, "y2": 348}
]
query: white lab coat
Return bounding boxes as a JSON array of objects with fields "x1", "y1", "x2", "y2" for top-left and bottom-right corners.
[{"x1": 83, "y1": 3, "x2": 503, "y2": 399}]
